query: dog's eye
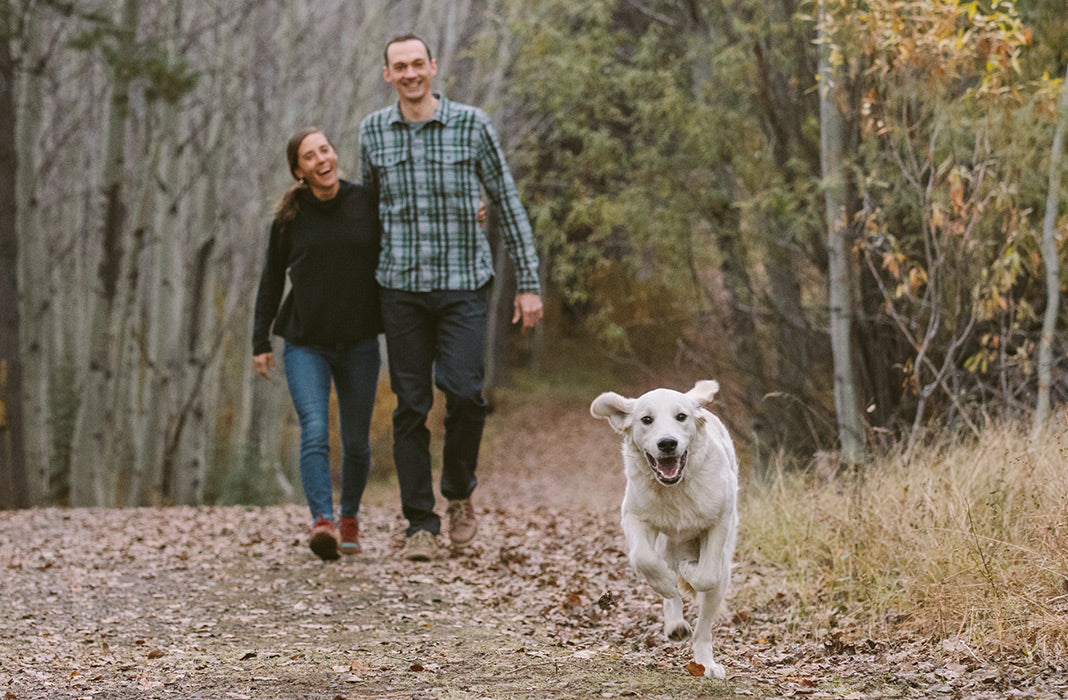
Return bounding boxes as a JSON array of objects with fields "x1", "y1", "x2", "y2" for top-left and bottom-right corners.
[
  {"x1": 640, "y1": 416, "x2": 653, "y2": 425},
  {"x1": 675, "y1": 413, "x2": 688, "y2": 422}
]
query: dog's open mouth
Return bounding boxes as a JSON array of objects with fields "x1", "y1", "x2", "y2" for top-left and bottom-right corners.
[{"x1": 645, "y1": 451, "x2": 687, "y2": 485}]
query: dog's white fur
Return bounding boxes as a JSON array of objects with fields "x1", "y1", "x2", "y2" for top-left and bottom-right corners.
[{"x1": 591, "y1": 380, "x2": 738, "y2": 679}]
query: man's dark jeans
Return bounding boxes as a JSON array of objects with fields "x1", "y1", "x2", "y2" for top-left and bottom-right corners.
[{"x1": 380, "y1": 287, "x2": 488, "y2": 536}]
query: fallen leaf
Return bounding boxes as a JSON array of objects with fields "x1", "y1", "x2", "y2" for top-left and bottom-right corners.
[
  {"x1": 685, "y1": 661, "x2": 705, "y2": 676},
  {"x1": 146, "y1": 649, "x2": 165, "y2": 659}
]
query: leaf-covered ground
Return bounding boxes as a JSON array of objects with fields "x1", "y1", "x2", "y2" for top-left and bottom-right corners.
[{"x1": 2, "y1": 398, "x2": 1066, "y2": 699}]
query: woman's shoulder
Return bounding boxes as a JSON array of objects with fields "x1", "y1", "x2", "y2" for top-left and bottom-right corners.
[{"x1": 339, "y1": 179, "x2": 379, "y2": 201}]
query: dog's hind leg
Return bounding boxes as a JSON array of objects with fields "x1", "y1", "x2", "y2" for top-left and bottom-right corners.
[
  {"x1": 691, "y1": 586, "x2": 727, "y2": 679},
  {"x1": 662, "y1": 594, "x2": 691, "y2": 640}
]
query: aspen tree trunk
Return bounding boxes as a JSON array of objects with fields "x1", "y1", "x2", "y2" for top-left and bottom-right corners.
[
  {"x1": 232, "y1": 3, "x2": 290, "y2": 503},
  {"x1": 319, "y1": 1, "x2": 391, "y2": 142},
  {"x1": 167, "y1": 115, "x2": 230, "y2": 506},
  {"x1": 818, "y1": 0, "x2": 865, "y2": 463},
  {"x1": 126, "y1": 111, "x2": 180, "y2": 505},
  {"x1": 166, "y1": 198, "x2": 215, "y2": 506},
  {"x1": 103, "y1": 123, "x2": 162, "y2": 505},
  {"x1": 0, "y1": 23, "x2": 29, "y2": 509},
  {"x1": 43, "y1": 57, "x2": 103, "y2": 501},
  {"x1": 435, "y1": 0, "x2": 475, "y2": 78},
  {"x1": 69, "y1": 0, "x2": 142, "y2": 506},
  {"x1": 468, "y1": 0, "x2": 524, "y2": 109},
  {"x1": 14, "y1": 9, "x2": 47, "y2": 504},
  {"x1": 1033, "y1": 63, "x2": 1068, "y2": 434}
]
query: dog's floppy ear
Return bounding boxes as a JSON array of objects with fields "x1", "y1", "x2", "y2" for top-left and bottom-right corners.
[
  {"x1": 686, "y1": 380, "x2": 720, "y2": 410},
  {"x1": 590, "y1": 391, "x2": 635, "y2": 433}
]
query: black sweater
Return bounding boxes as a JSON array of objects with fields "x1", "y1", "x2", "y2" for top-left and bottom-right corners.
[{"x1": 252, "y1": 180, "x2": 382, "y2": 355}]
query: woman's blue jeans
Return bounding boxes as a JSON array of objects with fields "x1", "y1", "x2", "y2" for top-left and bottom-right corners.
[{"x1": 283, "y1": 338, "x2": 380, "y2": 523}]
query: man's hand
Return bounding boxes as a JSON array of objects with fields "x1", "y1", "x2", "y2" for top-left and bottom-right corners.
[
  {"x1": 253, "y1": 352, "x2": 275, "y2": 380},
  {"x1": 512, "y1": 293, "x2": 543, "y2": 334}
]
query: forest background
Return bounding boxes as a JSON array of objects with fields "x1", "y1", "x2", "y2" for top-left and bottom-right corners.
[{"x1": 0, "y1": 0, "x2": 1067, "y2": 510}]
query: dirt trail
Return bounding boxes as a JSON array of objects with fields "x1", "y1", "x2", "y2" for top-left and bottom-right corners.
[{"x1": 1, "y1": 397, "x2": 1063, "y2": 699}]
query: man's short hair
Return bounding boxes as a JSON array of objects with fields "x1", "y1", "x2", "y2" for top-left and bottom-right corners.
[{"x1": 384, "y1": 33, "x2": 433, "y2": 66}]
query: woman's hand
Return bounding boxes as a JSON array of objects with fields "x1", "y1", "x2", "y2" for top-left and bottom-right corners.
[{"x1": 253, "y1": 352, "x2": 275, "y2": 380}]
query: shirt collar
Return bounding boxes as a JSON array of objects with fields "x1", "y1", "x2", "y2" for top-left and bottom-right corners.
[{"x1": 388, "y1": 93, "x2": 450, "y2": 126}]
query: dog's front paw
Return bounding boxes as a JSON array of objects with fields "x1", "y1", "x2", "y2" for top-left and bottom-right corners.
[
  {"x1": 702, "y1": 661, "x2": 726, "y2": 679},
  {"x1": 693, "y1": 641, "x2": 725, "y2": 679},
  {"x1": 665, "y1": 619, "x2": 692, "y2": 641}
]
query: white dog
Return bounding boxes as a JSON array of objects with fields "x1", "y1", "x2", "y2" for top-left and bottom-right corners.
[{"x1": 591, "y1": 380, "x2": 738, "y2": 679}]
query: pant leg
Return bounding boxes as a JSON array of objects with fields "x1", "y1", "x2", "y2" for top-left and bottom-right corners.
[
  {"x1": 380, "y1": 289, "x2": 440, "y2": 535},
  {"x1": 330, "y1": 338, "x2": 381, "y2": 519},
  {"x1": 282, "y1": 342, "x2": 335, "y2": 523},
  {"x1": 434, "y1": 287, "x2": 488, "y2": 502}
]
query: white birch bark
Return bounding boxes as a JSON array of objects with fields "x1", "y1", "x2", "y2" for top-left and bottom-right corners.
[
  {"x1": 14, "y1": 8, "x2": 46, "y2": 504},
  {"x1": 68, "y1": 0, "x2": 143, "y2": 506},
  {"x1": 1033, "y1": 64, "x2": 1068, "y2": 435},
  {"x1": 818, "y1": 0, "x2": 865, "y2": 463}
]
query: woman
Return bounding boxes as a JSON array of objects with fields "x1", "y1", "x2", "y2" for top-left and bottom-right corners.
[{"x1": 252, "y1": 129, "x2": 382, "y2": 561}]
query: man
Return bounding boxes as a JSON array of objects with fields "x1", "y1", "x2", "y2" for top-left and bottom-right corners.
[{"x1": 359, "y1": 34, "x2": 543, "y2": 561}]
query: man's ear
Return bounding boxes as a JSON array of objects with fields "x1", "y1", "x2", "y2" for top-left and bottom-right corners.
[{"x1": 590, "y1": 392, "x2": 635, "y2": 434}]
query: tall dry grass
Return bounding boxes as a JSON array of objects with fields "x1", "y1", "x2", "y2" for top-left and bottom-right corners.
[{"x1": 738, "y1": 415, "x2": 1068, "y2": 659}]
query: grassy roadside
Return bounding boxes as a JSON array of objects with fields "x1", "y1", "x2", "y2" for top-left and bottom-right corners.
[{"x1": 737, "y1": 416, "x2": 1068, "y2": 661}]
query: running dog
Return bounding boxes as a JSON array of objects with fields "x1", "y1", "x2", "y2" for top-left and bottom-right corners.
[{"x1": 591, "y1": 380, "x2": 738, "y2": 679}]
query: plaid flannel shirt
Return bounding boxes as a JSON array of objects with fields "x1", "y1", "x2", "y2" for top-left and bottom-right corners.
[{"x1": 359, "y1": 94, "x2": 541, "y2": 295}]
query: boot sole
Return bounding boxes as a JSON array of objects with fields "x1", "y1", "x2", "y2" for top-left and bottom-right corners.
[{"x1": 310, "y1": 533, "x2": 341, "y2": 561}]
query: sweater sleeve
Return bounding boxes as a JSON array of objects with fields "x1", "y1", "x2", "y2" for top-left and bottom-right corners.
[{"x1": 251, "y1": 220, "x2": 288, "y2": 355}]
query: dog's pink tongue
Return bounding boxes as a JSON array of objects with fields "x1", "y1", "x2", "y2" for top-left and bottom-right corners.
[{"x1": 659, "y1": 457, "x2": 681, "y2": 478}]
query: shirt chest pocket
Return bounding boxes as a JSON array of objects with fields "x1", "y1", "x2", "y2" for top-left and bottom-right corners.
[
  {"x1": 426, "y1": 146, "x2": 479, "y2": 197},
  {"x1": 369, "y1": 146, "x2": 409, "y2": 175},
  {"x1": 368, "y1": 147, "x2": 410, "y2": 209}
]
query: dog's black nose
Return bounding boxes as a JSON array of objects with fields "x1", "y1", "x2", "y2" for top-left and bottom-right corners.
[{"x1": 658, "y1": 437, "x2": 678, "y2": 454}]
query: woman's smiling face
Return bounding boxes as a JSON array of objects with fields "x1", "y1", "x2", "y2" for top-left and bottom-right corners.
[{"x1": 292, "y1": 132, "x2": 339, "y2": 199}]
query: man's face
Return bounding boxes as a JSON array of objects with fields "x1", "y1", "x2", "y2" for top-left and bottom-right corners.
[{"x1": 383, "y1": 39, "x2": 437, "y2": 103}]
